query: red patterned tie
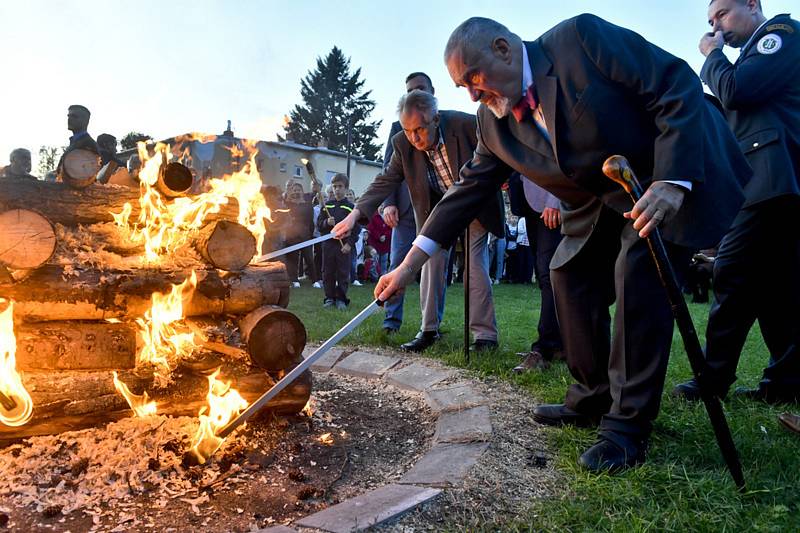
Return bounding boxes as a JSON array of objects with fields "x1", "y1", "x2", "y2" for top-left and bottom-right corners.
[{"x1": 511, "y1": 84, "x2": 539, "y2": 123}]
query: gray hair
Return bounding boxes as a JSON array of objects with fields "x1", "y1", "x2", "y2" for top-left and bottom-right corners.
[
  {"x1": 444, "y1": 17, "x2": 515, "y2": 62},
  {"x1": 9, "y1": 148, "x2": 30, "y2": 161},
  {"x1": 397, "y1": 89, "x2": 438, "y2": 122}
]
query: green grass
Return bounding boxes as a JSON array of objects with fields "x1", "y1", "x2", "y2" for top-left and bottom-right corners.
[{"x1": 287, "y1": 281, "x2": 800, "y2": 532}]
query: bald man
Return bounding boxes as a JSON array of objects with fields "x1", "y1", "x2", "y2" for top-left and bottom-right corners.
[{"x1": 2, "y1": 148, "x2": 36, "y2": 179}]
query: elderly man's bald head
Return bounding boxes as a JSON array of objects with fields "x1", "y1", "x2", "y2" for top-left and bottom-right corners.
[
  {"x1": 444, "y1": 17, "x2": 517, "y2": 64},
  {"x1": 9, "y1": 148, "x2": 32, "y2": 175}
]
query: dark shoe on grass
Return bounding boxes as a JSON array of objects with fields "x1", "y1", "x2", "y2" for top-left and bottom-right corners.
[
  {"x1": 513, "y1": 350, "x2": 550, "y2": 373},
  {"x1": 400, "y1": 331, "x2": 440, "y2": 352},
  {"x1": 533, "y1": 404, "x2": 598, "y2": 428},
  {"x1": 672, "y1": 379, "x2": 727, "y2": 401},
  {"x1": 470, "y1": 339, "x2": 498, "y2": 353},
  {"x1": 733, "y1": 386, "x2": 799, "y2": 405},
  {"x1": 778, "y1": 412, "x2": 800, "y2": 435},
  {"x1": 578, "y1": 438, "x2": 645, "y2": 474}
]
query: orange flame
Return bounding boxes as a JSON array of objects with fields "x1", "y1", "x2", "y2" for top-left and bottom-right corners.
[
  {"x1": 136, "y1": 271, "x2": 198, "y2": 386},
  {"x1": 112, "y1": 371, "x2": 157, "y2": 417},
  {"x1": 111, "y1": 140, "x2": 270, "y2": 263},
  {"x1": 0, "y1": 300, "x2": 33, "y2": 427},
  {"x1": 188, "y1": 368, "x2": 248, "y2": 464},
  {"x1": 318, "y1": 433, "x2": 334, "y2": 445},
  {"x1": 302, "y1": 397, "x2": 316, "y2": 417}
]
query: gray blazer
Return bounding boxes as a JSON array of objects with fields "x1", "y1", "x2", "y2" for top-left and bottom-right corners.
[{"x1": 355, "y1": 110, "x2": 504, "y2": 237}]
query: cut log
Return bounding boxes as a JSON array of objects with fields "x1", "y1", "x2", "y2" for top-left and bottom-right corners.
[
  {"x1": 157, "y1": 161, "x2": 195, "y2": 197},
  {"x1": 0, "y1": 263, "x2": 290, "y2": 322},
  {"x1": 240, "y1": 306, "x2": 306, "y2": 371},
  {"x1": 14, "y1": 321, "x2": 137, "y2": 371},
  {"x1": 0, "y1": 178, "x2": 242, "y2": 227},
  {"x1": 0, "y1": 363, "x2": 311, "y2": 442},
  {"x1": 0, "y1": 209, "x2": 56, "y2": 269},
  {"x1": 58, "y1": 149, "x2": 101, "y2": 189},
  {"x1": 194, "y1": 220, "x2": 256, "y2": 271}
]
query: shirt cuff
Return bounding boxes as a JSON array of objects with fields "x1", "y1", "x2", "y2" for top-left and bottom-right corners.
[
  {"x1": 412, "y1": 235, "x2": 441, "y2": 257},
  {"x1": 663, "y1": 180, "x2": 692, "y2": 191}
]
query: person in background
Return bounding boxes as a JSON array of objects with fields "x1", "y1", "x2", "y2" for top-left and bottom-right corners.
[
  {"x1": 97, "y1": 134, "x2": 125, "y2": 167},
  {"x1": 282, "y1": 179, "x2": 319, "y2": 288},
  {"x1": 318, "y1": 174, "x2": 360, "y2": 310},
  {"x1": 1, "y1": 148, "x2": 36, "y2": 179},
  {"x1": 345, "y1": 188, "x2": 363, "y2": 286},
  {"x1": 367, "y1": 209, "x2": 392, "y2": 281}
]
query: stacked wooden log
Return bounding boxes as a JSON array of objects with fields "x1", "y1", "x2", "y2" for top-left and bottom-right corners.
[{"x1": 0, "y1": 177, "x2": 309, "y2": 443}]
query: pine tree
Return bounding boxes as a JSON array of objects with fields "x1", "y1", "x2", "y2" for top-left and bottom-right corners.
[{"x1": 286, "y1": 46, "x2": 382, "y2": 161}]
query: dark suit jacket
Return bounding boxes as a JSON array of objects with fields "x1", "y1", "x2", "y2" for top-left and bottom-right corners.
[
  {"x1": 701, "y1": 13, "x2": 800, "y2": 206},
  {"x1": 380, "y1": 120, "x2": 415, "y2": 228},
  {"x1": 420, "y1": 14, "x2": 751, "y2": 267},
  {"x1": 355, "y1": 110, "x2": 504, "y2": 237}
]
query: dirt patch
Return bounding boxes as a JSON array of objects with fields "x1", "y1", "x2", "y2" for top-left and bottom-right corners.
[{"x1": 0, "y1": 372, "x2": 434, "y2": 532}]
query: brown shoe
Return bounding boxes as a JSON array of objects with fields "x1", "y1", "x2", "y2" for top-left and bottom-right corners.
[
  {"x1": 513, "y1": 350, "x2": 549, "y2": 373},
  {"x1": 778, "y1": 412, "x2": 800, "y2": 435}
]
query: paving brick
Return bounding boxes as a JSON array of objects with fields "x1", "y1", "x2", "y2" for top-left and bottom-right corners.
[
  {"x1": 384, "y1": 363, "x2": 454, "y2": 392},
  {"x1": 303, "y1": 346, "x2": 346, "y2": 372},
  {"x1": 433, "y1": 405, "x2": 492, "y2": 444},
  {"x1": 399, "y1": 442, "x2": 490, "y2": 487},
  {"x1": 295, "y1": 483, "x2": 441, "y2": 532},
  {"x1": 423, "y1": 383, "x2": 490, "y2": 414},
  {"x1": 332, "y1": 351, "x2": 400, "y2": 379}
]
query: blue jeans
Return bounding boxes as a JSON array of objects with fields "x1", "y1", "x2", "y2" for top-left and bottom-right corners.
[
  {"x1": 492, "y1": 237, "x2": 506, "y2": 280},
  {"x1": 383, "y1": 223, "x2": 415, "y2": 330}
]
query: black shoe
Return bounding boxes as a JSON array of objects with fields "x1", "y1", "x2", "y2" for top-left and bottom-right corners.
[
  {"x1": 672, "y1": 379, "x2": 727, "y2": 401},
  {"x1": 382, "y1": 327, "x2": 399, "y2": 335},
  {"x1": 470, "y1": 339, "x2": 498, "y2": 353},
  {"x1": 532, "y1": 404, "x2": 598, "y2": 428},
  {"x1": 400, "y1": 331, "x2": 440, "y2": 352},
  {"x1": 323, "y1": 299, "x2": 335, "y2": 309},
  {"x1": 578, "y1": 438, "x2": 646, "y2": 474},
  {"x1": 513, "y1": 350, "x2": 549, "y2": 373},
  {"x1": 733, "y1": 386, "x2": 799, "y2": 405}
]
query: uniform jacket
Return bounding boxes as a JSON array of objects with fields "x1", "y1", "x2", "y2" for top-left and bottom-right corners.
[
  {"x1": 419, "y1": 14, "x2": 751, "y2": 267},
  {"x1": 381, "y1": 120, "x2": 415, "y2": 228},
  {"x1": 317, "y1": 198, "x2": 360, "y2": 246},
  {"x1": 355, "y1": 111, "x2": 505, "y2": 237},
  {"x1": 701, "y1": 13, "x2": 800, "y2": 206}
]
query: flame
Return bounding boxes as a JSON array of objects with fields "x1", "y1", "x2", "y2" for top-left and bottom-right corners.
[
  {"x1": 0, "y1": 300, "x2": 33, "y2": 427},
  {"x1": 188, "y1": 368, "x2": 248, "y2": 464},
  {"x1": 302, "y1": 397, "x2": 316, "y2": 417},
  {"x1": 112, "y1": 371, "x2": 157, "y2": 417},
  {"x1": 318, "y1": 433, "x2": 334, "y2": 446},
  {"x1": 111, "y1": 139, "x2": 271, "y2": 263},
  {"x1": 136, "y1": 271, "x2": 198, "y2": 386}
]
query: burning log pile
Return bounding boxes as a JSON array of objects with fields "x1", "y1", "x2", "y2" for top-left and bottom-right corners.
[{"x1": 0, "y1": 140, "x2": 311, "y2": 454}]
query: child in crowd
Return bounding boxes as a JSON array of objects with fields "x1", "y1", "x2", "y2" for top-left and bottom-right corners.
[
  {"x1": 317, "y1": 174, "x2": 360, "y2": 309},
  {"x1": 282, "y1": 179, "x2": 318, "y2": 288},
  {"x1": 366, "y1": 210, "x2": 391, "y2": 281}
]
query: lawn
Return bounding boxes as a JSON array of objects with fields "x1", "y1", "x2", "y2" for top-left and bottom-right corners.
[{"x1": 287, "y1": 281, "x2": 800, "y2": 532}]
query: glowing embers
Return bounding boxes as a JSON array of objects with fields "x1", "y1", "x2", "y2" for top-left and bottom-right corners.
[
  {"x1": 0, "y1": 299, "x2": 33, "y2": 427},
  {"x1": 188, "y1": 368, "x2": 248, "y2": 465}
]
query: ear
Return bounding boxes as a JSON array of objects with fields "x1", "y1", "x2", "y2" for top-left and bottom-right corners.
[{"x1": 492, "y1": 37, "x2": 513, "y2": 64}]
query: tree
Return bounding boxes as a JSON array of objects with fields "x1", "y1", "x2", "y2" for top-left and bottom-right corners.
[
  {"x1": 285, "y1": 46, "x2": 382, "y2": 161},
  {"x1": 37, "y1": 145, "x2": 64, "y2": 177},
  {"x1": 120, "y1": 131, "x2": 152, "y2": 150}
]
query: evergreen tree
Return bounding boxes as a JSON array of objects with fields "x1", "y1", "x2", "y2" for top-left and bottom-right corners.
[
  {"x1": 120, "y1": 131, "x2": 152, "y2": 150},
  {"x1": 286, "y1": 46, "x2": 382, "y2": 161}
]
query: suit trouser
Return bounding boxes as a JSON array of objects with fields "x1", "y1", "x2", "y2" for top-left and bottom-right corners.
[
  {"x1": 285, "y1": 245, "x2": 317, "y2": 282},
  {"x1": 420, "y1": 219, "x2": 498, "y2": 342},
  {"x1": 552, "y1": 208, "x2": 685, "y2": 443},
  {"x1": 322, "y1": 241, "x2": 350, "y2": 303},
  {"x1": 383, "y1": 222, "x2": 415, "y2": 330},
  {"x1": 526, "y1": 214, "x2": 564, "y2": 356},
  {"x1": 704, "y1": 196, "x2": 800, "y2": 395}
]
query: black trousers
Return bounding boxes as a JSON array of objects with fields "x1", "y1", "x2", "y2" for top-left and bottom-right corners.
[
  {"x1": 322, "y1": 240, "x2": 350, "y2": 303},
  {"x1": 551, "y1": 207, "x2": 689, "y2": 445},
  {"x1": 705, "y1": 196, "x2": 800, "y2": 395},
  {"x1": 526, "y1": 214, "x2": 564, "y2": 357},
  {"x1": 285, "y1": 245, "x2": 317, "y2": 283}
]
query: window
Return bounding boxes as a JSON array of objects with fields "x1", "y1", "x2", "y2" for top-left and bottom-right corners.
[
  {"x1": 279, "y1": 162, "x2": 287, "y2": 173},
  {"x1": 293, "y1": 165, "x2": 302, "y2": 177}
]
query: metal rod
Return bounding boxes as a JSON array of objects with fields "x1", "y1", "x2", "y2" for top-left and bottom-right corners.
[
  {"x1": 216, "y1": 299, "x2": 383, "y2": 440},
  {"x1": 464, "y1": 227, "x2": 471, "y2": 364},
  {"x1": 253, "y1": 233, "x2": 335, "y2": 263},
  {"x1": 602, "y1": 155, "x2": 745, "y2": 491}
]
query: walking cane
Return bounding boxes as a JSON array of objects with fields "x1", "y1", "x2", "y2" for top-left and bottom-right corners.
[
  {"x1": 602, "y1": 155, "x2": 745, "y2": 491},
  {"x1": 464, "y1": 226, "x2": 470, "y2": 364}
]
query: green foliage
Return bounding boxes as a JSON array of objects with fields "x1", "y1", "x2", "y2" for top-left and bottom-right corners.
[
  {"x1": 286, "y1": 46, "x2": 382, "y2": 161},
  {"x1": 288, "y1": 282, "x2": 800, "y2": 532},
  {"x1": 37, "y1": 145, "x2": 63, "y2": 176},
  {"x1": 120, "y1": 131, "x2": 152, "y2": 151}
]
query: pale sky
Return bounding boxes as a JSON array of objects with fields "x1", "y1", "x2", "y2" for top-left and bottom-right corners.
[{"x1": 0, "y1": 1, "x2": 794, "y2": 172}]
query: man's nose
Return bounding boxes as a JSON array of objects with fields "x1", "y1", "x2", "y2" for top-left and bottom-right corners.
[
  {"x1": 711, "y1": 21, "x2": 722, "y2": 33},
  {"x1": 467, "y1": 87, "x2": 482, "y2": 102}
]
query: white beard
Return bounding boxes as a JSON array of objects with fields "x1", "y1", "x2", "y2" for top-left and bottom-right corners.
[{"x1": 485, "y1": 96, "x2": 512, "y2": 119}]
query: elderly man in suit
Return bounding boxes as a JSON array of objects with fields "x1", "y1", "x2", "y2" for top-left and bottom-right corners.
[
  {"x1": 374, "y1": 15, "x2": 751, "y2": 473},
  {"x1": 334, "y1": 90, "x2": 504, "y2": 352},
  {"x1": 673, "y1": 1, "x2": 800, "y2": 404}
]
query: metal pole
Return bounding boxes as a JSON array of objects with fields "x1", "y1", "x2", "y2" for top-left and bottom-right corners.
[
  {"x1": 345, "y1": 116, "x2": 353, "y2": 182},
  {"x1": 464, "y1": 227, "x2": 470, "y2": 364},
  {"x1": 602, "y1": 155, "x2": 745, "y2": 491}
]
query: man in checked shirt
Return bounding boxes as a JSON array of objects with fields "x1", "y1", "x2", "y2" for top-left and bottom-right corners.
[{"x1": 334, "y1": 90, "x2": 504, "y2": 353}]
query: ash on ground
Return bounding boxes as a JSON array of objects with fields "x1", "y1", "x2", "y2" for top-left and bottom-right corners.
[{"x1": 0, "y1": 372, "x2": 433, "y2": 532}]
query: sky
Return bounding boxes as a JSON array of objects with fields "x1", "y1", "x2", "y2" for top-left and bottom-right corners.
[{"x1": 0, "y1": 0, "x2": 794, "y2": 172}]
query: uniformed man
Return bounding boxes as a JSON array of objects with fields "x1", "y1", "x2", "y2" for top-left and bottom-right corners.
[
  {"x1": 1, "y1": 148, "x2": 37, "y2": 179},
  {"x1": 674, "y1": 1, "x2": 800, "y2": 404}
]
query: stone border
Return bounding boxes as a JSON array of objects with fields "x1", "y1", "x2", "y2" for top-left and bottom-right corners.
[{"x1": 265, "y1": 348, "x2": 494, "y2": 533}]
